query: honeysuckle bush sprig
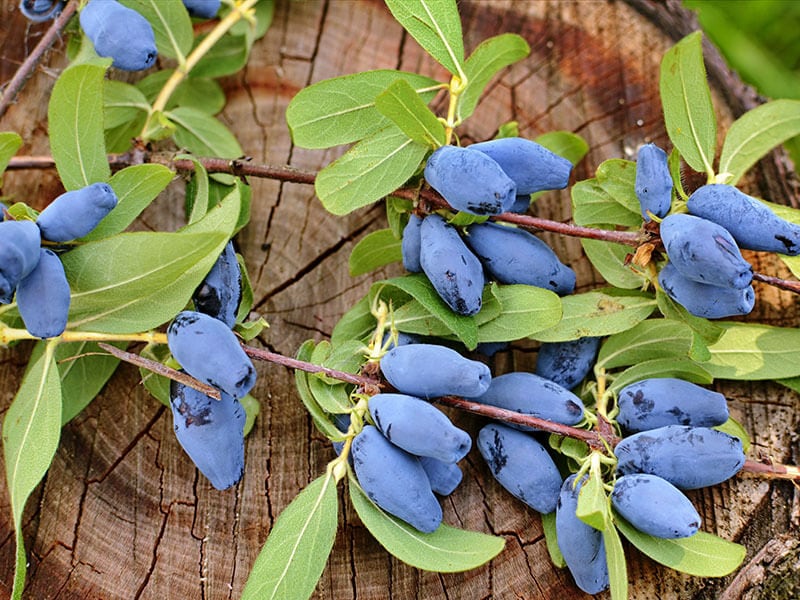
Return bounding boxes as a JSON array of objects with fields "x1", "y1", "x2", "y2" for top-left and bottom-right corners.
[{"x1": 4, "y1": 0, "x2": 800, "y2": 599}]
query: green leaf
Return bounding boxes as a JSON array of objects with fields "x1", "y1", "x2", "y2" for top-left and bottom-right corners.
[
  {"x1": 184, "y1": 156, "x2": 211, "y2": 223},
  {"x1": 596, "y1": 319, "x2": 695, "y2": 370},
  {"x1": 137, "y1": 71, "x2": 226, "y2": 114},
  {"x1": 191, "y1": 33, "x2": 249, "y2": 79},
  {"x1": 531, "y1": 291, "x2": 657, "y2": 343},
  {"x1": 3, "y1": 340, "x2": 62, "y2": 599},
  {"x1": 105, "y1": 113, "x2": 147, "y2": 154},
  {"x1": 241, "y1": 394, "x2": 260, "y2": 437},
  {"x1": 140, "y1": 343, "x2": 172, "y2": 406},
  {"x1": 608, "y1": 358, "x2": 713, "y2": 395},
  {"x1": 82, "y1": 164, "x2": 175, "y2": 240},
  {"x1": 307, "y1": 342, "x2": 354, "y2": 413},
  {"x1": 371, "y1": 274, "x2": 478, "y2": 349},
  {"x1": 349, "y1": 229, "x2": 402, "y2": 276},
  {"x1": 294, "y1": 341, "x2": 346, "y2": 441},
  {"x1": 61, "y1": 190, "x2": 240, "y2": 333},
  {"x1": 349, "y1": 475, "x2": 504, "y2": 572},
  {"x1": 581, "y1": 238, "x2": 644, "y2": 290},
  {"x1": 331, "y1": 295, "x2": 376, "y2": 345},
  {"x1": 541, "y1": 511, "x2": 566, "y2": 568},
  {"x1": 103, "y1": 80, "x2": 150, "y2": 129},
  {"x1": 656, "y1": 290, "x2": 725, "y2": 346},
  {"x1": 576, "y1": 467, "x2": 609, "y2": 531},
  {"x1": 718, "y1": 99, "x2": 800, "y2": 184},
  {"x1": 286, "y1": 70, "x2": 440, "y2": 149},
  {"x1": 535, "y1": 131, "x2": 589, "y2": 166},
  {"x1": 659, "y1": 32, "x2": 717, "y2": 175},
  {"x1": 705, "y1": 322, "x2": 800, "y2": 380},
  {"x1": 475, "y1": 284, "x2": 562, "y2": 342},
  {"x1": 714, "y1": 416, "x2": 751, "y2": 453},
  {"x1": 570, "y1": 160, "x2": 642, "y2": 227},
  {"x1": 375, "y1": 79, "x2": 446, "y2": 148},
  {"x1": 241, "y1": 472, "x2": 339, "y2": 600},
  {"x1": 119, "y1": 0, "x2": 194, "y2": 60},
  {"x1": 169, "y1": 106, "x2": 243, "y2": 159},
  {"x1": 384, "y1": 0, "x2": 465, "y2": 77},
  {"x1": 460, "y1": 33, "x2": 530, "y2": 119},
  {"x1": 48, "y1": 64, "x2": 111, "y2": 190},
  {"x1": 603, "y1": 524, "x2": 628, "y2": 600},
  {"x1": 614, "y1": 512, "x2": 745, "y2": 577},
  {"x1": 386, "y1": 196, "x2": 413, "y2": 238},
  {"x1": 390, "y1": 288, "x2": 500, "y2": 339},
  {"x1": 0, "y1": 132, "x2": 23, "y2": 181},
  {"x1": 55, "y1": 341, "x2": 124, "y2": 424},
  {"x1": 315, "y1": 126, "x2": 427, "y2": 215}
]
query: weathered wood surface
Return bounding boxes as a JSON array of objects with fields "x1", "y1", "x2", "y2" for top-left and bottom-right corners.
[{"x1": 1, "y1": 0, "x2": 798, "y2": 598}]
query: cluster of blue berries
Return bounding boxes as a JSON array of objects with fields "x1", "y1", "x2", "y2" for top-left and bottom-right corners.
[
  {"x1": 402, "y1": 137, "x2": 575, "y2": 316},
  {"x1": 1, "y1": 182, "x2": 118, "y2": 338},
  {"x1": 349, "y1": 343, "x2": 487, "y2": 532},
  {"x1": 70, "y1": 0, "x2": 220, "y2": 72},
  {"x1": 166, "y1": 241, "x2": 253, "y2": 490}
]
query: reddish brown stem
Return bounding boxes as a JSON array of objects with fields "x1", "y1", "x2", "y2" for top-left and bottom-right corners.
[
  {"x1": 753, "y1": 272, "x2": 800, "y2": 294},
  {"x1": 741, "y1": 458, "x2": 800, "y2": 481},
  {"x1": 0, "y1": 0, "x2": 79, "y2": 119}
]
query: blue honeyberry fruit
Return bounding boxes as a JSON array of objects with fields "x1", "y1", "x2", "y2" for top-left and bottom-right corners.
[
  {"x1": 167, "y1": 311, "x2": 256, "y2": 399},
  {"x1": 477, "y1": 423, "x2": 562, "y2": 514},
  {"x1": 615, "y1": 425, "x2": 746, "y2": 490},
  {"x1": 79, "y1": 0, "x2": 157, "y2": 71},
  {"x1": 475, "y1": 341, "x2": 509, "y2": 357},
  {"x1": 368, "y1": 393, "x2": 472, "y2": 463},
  {"x1": 688, "y1": 183, "x2": 800, "y2": 256},
  {"x1": 381, "y1": 330, "x2": 422, "y2": 351},
  {"x1": 19, "y1": 0, "x2": 65, "y2": 22},
  {"x1": 611, "y1": 474, "x2": 700, "y2": 539},
  {"x1": 170, "y1": 379, "x2": 245, "y2": 490},
  {"x1": 658, "y1": 261, "x2": 755, "y2": 319},
  {"x1": 0, "y1": 219, "x2": 41, "y2": 286},
  {"x1": 555, "y1": 475, "x2": 609, "y2": 595},
  {"x1": 465, "y1": 221, "x2": 576, "y2": 295},
  {"x1": 419, "y1": 215, "x2": 484, "y2": 316},
  {"x1": 182, "y1": 0, "x2": 221, "y2": 19},
  {"x1": 535, "y1": 337, "x2": 601, "y2": 390},
  {"x1": 617, "y1": 377, "x2": 729, "y2": 433},
  {"x1": 16, "y1": 248, "x2": 71, "y2": 338},
  {"x1": 469, "y1": 137, "x2": 572, "y2": 195},
  {"x1": 508, "y1": 194, "x2": 531, "y2": 213},
  {"x1": 379, "y1": 343, "x2": 491, "y2": 399},
  {"x1": 352, "y1": 425, "x2": 442, "y2": 533},
  {"x1": 0, "y1": 273, "x2": 13, "y2": 304},
  {"x1": 659, "y1": 213, "x2": 752, "y2": 289},
  {"x1": 424, "y1": 145, "x2": 517, "y2": 215},
  {"x1": 36, "y1": 182, "x2": 118, "y2": 242},
  {"x1": 192, "y1": 241, "x2": 242, "y2": 328},
  {"x1": 419, "y1": 456, "x2": 462, "y2": 496},
  {"x1": 634, "y1": 143, "x2": 673, "y2": 221},
  {"x1": 331, "y1": 412, "x2": 350, "y2": 456},
  {"x1": 469, "y1": 372, "x2": 585, "y2": 429},
  {"x1": 401, "y1": 214, "x2": 423, "y2": 273}
]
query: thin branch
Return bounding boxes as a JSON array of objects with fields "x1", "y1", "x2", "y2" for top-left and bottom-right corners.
[
  {"x1": 741, "y1": 458, "x2": 800, "y2": 481},
  {"x1": 753, "y1": 272, "x2": 800, "y2": 294},
  {"x1": 0, "y1": 0, "x2": 79, "y2": 119},
  {"x1": 242, "y1": 345, "x2": 379, "y2": 388}
]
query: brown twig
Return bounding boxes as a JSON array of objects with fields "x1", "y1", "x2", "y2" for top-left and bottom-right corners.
[
  {"x1": 741, "y1": 458, "x2": 800, "y2": 481},
  {"x1": 0, "y1": 0, "x2": 79, "y2": 119},
  {"x1": 753, "y1": 272, "x2": 800, "y2": 294}
]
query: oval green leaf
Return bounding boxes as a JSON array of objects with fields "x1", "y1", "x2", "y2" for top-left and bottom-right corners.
[
  {"x1": 705, "y1": 322, "x2": 800, "y2": 380},
  {"x1": 349, "y1": 229, "x2": 402, "y2": 276},
  {"x1": 596, "y1": 319, "x2": 695, "y2": 370}
]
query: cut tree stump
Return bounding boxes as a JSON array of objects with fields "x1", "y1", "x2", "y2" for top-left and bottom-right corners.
[{"x1": 1, "y1": 0, "x2": 799, "y2": 598}]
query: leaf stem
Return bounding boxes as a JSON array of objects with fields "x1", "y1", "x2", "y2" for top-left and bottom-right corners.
[
  {"x1": 142, "y1": 0, "x2": 259, "y2": 138},
  {"x1": 0, "y1": 326, "x2": 167, "y2": 346}
]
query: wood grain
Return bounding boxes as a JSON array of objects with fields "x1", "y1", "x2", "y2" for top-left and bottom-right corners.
[{"x1": 1, "y1": 1, "x2": 798, "y2": 598}]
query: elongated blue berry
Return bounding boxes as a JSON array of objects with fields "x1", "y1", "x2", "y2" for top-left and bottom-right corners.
[
  {"x1": 352, "y1": 425, "x2": 442, "y2": 533},
  {"x1": 419, "y1": 215, "x2": 484, "y2": 316},
  {"x1": 170, "y1": 379, "x2": 245, "y2": 490},
  {"x1": 401, "y1": 214, "x2": 423, "y2": 273},
  {"x1": 615, "y1": 425, "x2": 745, "y2": 490},
  {"x1": 659, "y1": 261, "x2": 755, "y2": 319},
  {"x1": 0, "y1": 219, "x2": 41, "y2": 285},
  {"x1": 419, "y1": 457, "x2": 462, "y2": 496},
  {"x1": 193, "y1": 241, "x2": 242, "y2": 327},
  {"x1": 470, "y1": 137, "x2": 572, "y2": 195},
  {"x1": 659, "y1": 213, "x2": 752, "y2": 289},
  {"x1": 556, "y1": 475, "x2": 609, "y2": 595},
  {"x1": 37, "y1": 182, "x2": 118, "y2": 242},
  {"x1": 16, "y1": 248, "x2": 71, "y2": 338},
  {"x1": 465, "y1": 222, "x2": 575, "y2": 295},
  {"x1": 369, "y1": 393, "x2": 471, "y2": 463},
  {"x1": 478, "y1": 423, "x2": 562, "y2": 513},
  {"x1": 80, "y1": 0, "x2": 157, "y2": 71},
  {"x1": 634, "y1": 143, "x2": 673, "y2": 221},
  {"x1": 0, "y1": 273, "x2": 13, "y2": 304},
  {"x1": 19, "y1": 0, "x2": 65, "y2": 22},
  {"x1": 182, "y1": 0, "x2": 220, "y2": 19},
  {"x1": 424, "y1": 145, "x2": 517, "y2": 215},
  {"x1": 167, "y1": 311, "x2": 256, "y2": 399},
  {"x1": 535, "y1": 337, "x2": 600, "y2": 390},
  {"x1": 470, "y1": 372, "x2": 585, "y2": 428},
  {"x1": 611, "y1": 474, "x2": 700, "y2": 539},
  {"x1": 380, "y1": 343, "x2": 491, "y2": 399},
  {"x1": 509, "y1": 194, "x2": 531, "y2": 213},
  {"x1": 688, "y1": 184, "x2": 800, "y2": 255},
  {"x1": 617, "y1": 378, "x2": 729, "y2": 432}
]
